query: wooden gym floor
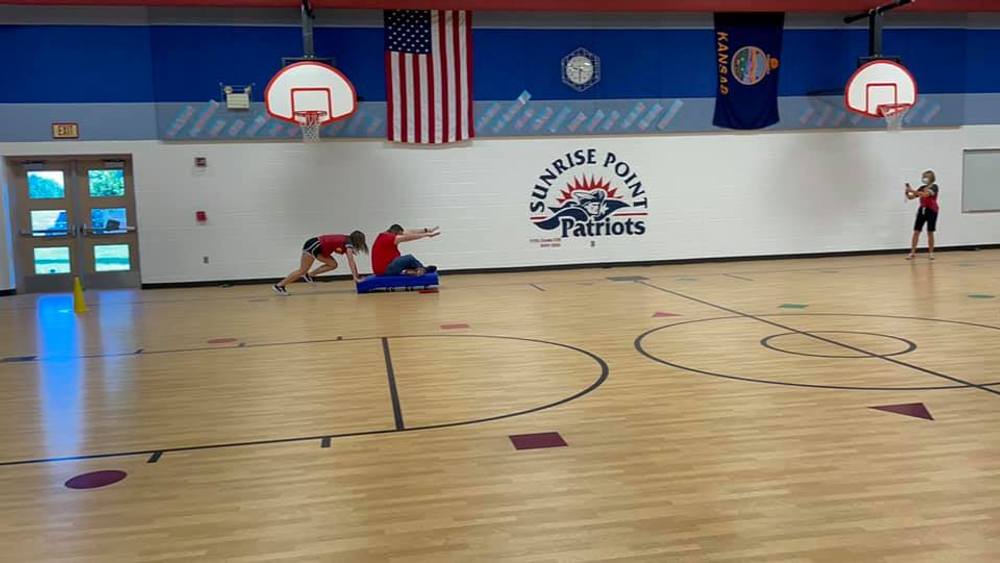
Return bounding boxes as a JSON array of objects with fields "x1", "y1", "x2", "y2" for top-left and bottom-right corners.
[{"x1": 0, "y1": 250, "x2": 998, "y2": 562}]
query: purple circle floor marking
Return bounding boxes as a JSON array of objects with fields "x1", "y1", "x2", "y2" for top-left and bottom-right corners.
[{"x1": 64, "y1": 470, "x2": 127, "y2": 490}]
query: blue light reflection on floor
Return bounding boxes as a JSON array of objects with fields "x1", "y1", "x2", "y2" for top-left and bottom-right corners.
[{"x1": 35, "y1": 294, "x2": 84, "y2": 457}]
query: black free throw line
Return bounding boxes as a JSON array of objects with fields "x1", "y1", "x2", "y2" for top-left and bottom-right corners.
[
  {"x1": 382, "y1": 337, "x2": 406, "y2": 431},
  {"x1": 638, "y1": 281, "x2": 1000, "y2": 398},
  {"x1": 8, "y1": 334, "x2": 376, "y2": 365}
]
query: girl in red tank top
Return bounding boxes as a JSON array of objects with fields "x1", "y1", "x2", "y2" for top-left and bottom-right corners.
[{"x1": 273, "y1": 231, "x2": 368, "y2": 295}]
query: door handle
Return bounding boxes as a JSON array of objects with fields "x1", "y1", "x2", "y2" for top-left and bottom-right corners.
[
  {"x1": 82, "y1": 225, "x2": 136, "y2": 236},
  {"x1": 19, "y1": 224, "x2": 74, "y2": 238}
]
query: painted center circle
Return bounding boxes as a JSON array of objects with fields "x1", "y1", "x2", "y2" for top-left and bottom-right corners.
[
  {"x1": 635, "y1": 313, "x2": 1000, "y2": 391},
  {"x1": 760, "y1": 331, "x2": 916, "y2": 359}
]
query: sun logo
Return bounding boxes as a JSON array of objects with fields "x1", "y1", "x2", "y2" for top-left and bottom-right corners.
[{"x1": 528, "y1": 149, "x2": 649, "y2": 239}]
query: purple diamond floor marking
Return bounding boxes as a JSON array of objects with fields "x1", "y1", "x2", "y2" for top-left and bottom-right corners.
[
  {"x1": 871, "y1": 402, "x2": 934, "y2": 421},
  {"x1": 207, "y1": 337, "x2": 239, "y2": 345},
  {"x1": 653, "y1": 312, "x2": 681, "y2": 318},
  {"x1": 441, "y1": 323, "x2": 469, "y2": 330},
  {"x1": 65, "y1": 470, "x2": 127, "y2": 490},
  {"x1": 509, "y1": 432, "x2": 568, "y2": 450}
]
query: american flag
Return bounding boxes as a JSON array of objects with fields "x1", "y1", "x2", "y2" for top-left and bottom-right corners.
[{"x1": 384, "y1": 10, "x2": 473, "y2": 144}]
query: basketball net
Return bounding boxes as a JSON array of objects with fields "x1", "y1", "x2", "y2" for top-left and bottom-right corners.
[
  {"x1": 294, "y1": 110, "x2": 326, "y2": 142},
  {"x1": 877, "y1": 103, "x2": 911, "y2": 132}
]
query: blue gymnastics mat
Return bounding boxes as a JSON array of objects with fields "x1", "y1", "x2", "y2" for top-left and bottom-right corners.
[{"x1": 356, "y1": 272, "x2": 440, "y2": 294}]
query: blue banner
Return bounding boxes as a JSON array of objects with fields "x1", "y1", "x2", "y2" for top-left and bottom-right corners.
[{"x1": 713, "y1": 13, "x2": 784, "y2": 130}]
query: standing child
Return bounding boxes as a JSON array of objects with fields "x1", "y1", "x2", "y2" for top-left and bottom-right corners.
[
  {"x1": 904, "y1": 170, "x2": 940, "y2": 260},
  {"x1": 273, "y1": 231, "x2": 368, "y2": 295}
]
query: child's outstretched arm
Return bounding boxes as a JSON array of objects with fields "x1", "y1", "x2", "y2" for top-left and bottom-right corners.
[{"x1": 395, "y1": 228, "x2": 441, "y2": 243}]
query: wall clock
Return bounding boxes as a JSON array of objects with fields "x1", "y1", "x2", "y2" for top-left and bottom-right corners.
[{"x1": 562, "y1": 48, "x2": 600, "y2": 92}]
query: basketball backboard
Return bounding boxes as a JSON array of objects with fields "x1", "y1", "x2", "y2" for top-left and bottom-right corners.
[
  {"x1": 264, "y1": 60, "x2": 357, "y2": 125},
  {"x1": 844, "y1": 59, "x2": 918, "y2": 118}
]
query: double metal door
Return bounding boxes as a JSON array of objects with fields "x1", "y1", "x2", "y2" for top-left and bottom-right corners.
[{"x1": 7, "y1": 156, "x2": 141, "y2": 292}]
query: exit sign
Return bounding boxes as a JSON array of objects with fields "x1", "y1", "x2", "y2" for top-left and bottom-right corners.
[{"x1": 51, "y1": 122, "x2": 79, "y2": 139}]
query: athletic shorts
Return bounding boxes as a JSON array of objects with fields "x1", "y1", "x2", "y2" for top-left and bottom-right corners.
[
  {"x1": 302, "y1": 237, "x2": 322, "y2": 257},
  {"x1": 914, "y1": 207, "x2": 938, "y2": 233}
]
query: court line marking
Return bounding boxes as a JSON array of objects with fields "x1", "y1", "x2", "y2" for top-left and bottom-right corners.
[
  {"x1": 4, "y1": 334, "x2": 380, "y2": 364},
  {"x1": 760, "y1": 330, "x2": 917, "y2": 359},
  {"x1": 722, "y1": 273, "x2": 754, "y2": 282},
  {"x1": 718, "y1": 255, "x2": 1000, "y2": 277},
  {"x1": 0, "y1": 334, "x2": 609, "y2": 467},
  {"x1": 636, "y1": 314, "x2": 1000, "y2": 390},
  {"x1": 637, "y1": 282, "x2": 1000, "y2": 397},
  {"x1": 529, "y1": 283, "x2": 546, "y2": 292},
  {"x1": 381, "y1": 337, "x2": 406, "y2": 431}
]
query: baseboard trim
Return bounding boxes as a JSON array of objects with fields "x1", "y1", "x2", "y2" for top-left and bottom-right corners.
[
  {"x1": 140, "y1": 243, "x2": 1000, "y2": 290},
  {"x1": 0, "y1": 288, "x2": 15, "y2": 297}
]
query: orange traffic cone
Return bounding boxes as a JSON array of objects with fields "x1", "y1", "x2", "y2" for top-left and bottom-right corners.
[{"x1": 73, "y1": 276, "x2": 88, "y2": 314}]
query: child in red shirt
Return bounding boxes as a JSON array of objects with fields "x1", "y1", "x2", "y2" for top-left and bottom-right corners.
[
  {"x1": 273, "y1": 231, "x2": 367, "y2": 295},
  {"x1": 371, "y1": 224, "x2": 440, "y2": 276}
]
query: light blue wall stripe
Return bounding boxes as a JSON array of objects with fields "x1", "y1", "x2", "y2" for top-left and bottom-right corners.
[
  {"x1": 1, "y1": 94, "x2": 996, "y2": 142},
  {"x1": 0, "y1": 103, "x2": 157, "y2": 142}
]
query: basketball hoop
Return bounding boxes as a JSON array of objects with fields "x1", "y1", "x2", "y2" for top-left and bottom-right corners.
[
  {"x1": 877, "y1": 103, "x2": 911, "y2": 131},
  {"x1": 845, "y1": 59, "x2": 917, "y2": 129},
  {"x1": 294, "y1": 110, "x2": 326, "y2": 142},
  {"x1": 264, "y1": 60, "x2": 357, "y2": 142}
]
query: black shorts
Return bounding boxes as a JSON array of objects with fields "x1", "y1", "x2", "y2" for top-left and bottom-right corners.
[
  {"x1": 302, "y1": 237, "x2": 322, "y2": 257},
  {"x1": 914, "y1": 208, "x2": 938, "y2": 233}
]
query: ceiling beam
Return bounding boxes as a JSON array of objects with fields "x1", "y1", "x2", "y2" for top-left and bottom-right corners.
[{"x1": 2, "y1": 0, "x2": 999, "y2": 12}]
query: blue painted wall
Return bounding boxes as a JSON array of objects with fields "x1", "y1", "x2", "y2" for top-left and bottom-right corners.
[
  {"x1": 1, "y1": 24, "x2": 996, "y2": 104},
  {"x1": 2, "y1": 25, "x2": 156, "y2": 103},
  {"x1": 1, "y1": 21, "x2": 998, "y2": 141}
]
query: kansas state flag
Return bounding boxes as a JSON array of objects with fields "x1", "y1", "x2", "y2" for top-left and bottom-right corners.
[{"x1": 713, "y1": 13, "x2": 784, "y2": 130}]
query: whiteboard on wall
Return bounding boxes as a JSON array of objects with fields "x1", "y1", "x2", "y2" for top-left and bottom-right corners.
[{"x1": 962, "y1": 149, "x2": 1000, "y2": 212}]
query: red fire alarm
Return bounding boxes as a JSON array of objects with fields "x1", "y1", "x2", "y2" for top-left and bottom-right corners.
[{"x1": 196, "y1": 211, "x2": 207, "y2": 223}]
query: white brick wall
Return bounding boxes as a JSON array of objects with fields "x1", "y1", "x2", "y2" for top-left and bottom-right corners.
[{"x1": 2, "y1": 126, "x2": 999, "y2": 288}]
